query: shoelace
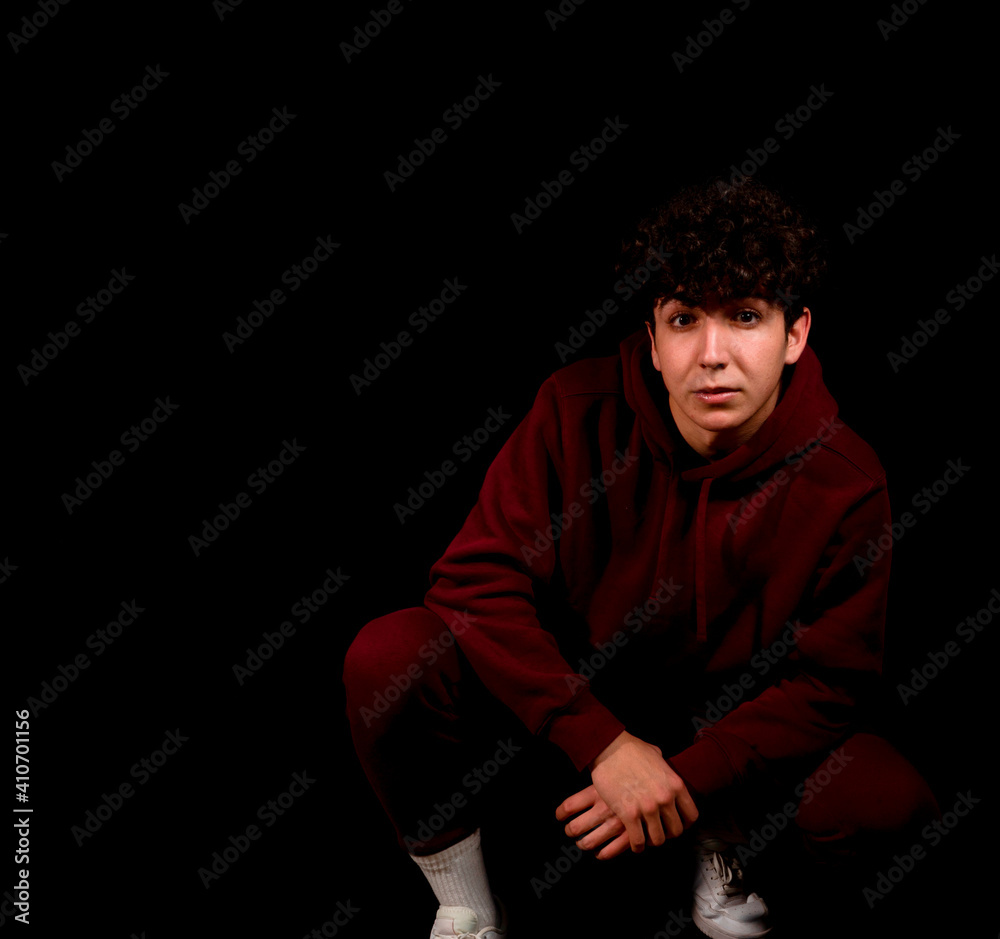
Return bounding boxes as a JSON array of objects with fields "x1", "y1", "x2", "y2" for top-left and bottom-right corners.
[
  {"x1": 706, "y1": 849, "x2": 747, "y2": 897},
  {"x1": 443, "y1": 918, "x2": 504, "y2": 939}
]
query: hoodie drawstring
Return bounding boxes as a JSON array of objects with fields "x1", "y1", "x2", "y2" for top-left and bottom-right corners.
[{"x1": 648, "y1": 468, "x2": 712, "y2": 644}]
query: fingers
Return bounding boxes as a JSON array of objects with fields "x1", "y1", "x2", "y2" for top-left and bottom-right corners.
[
  {"x1": 654, "y1": 778, "x2": 698, "y2": 838},
  {"x1": 676, "y1": 787, "x2": 700, "y2": 829},
  {"x1": 595, "y1": 830, "x2": 631, "y2": 861},
  {"x1": 623, "y1": 812, "x2": 646, "y2": 854},
  {"x1": 554, "y1": 785, "x2": 598, "y2": 821},
  {"x1": 643, "y1": 802, "x2": 667, "y2": 846},
  {"x1": 573, "y1": 815, "x2": 625, "y2": 852},
  {"x1": 557, "y1": 786, "x2": 618, "y2": 842},
  {"x1": 568, "y1": 797, "x2": 689, "y2": 857},
  {"x1": 558, "y1": 750, "x2": 701, "y2": 861},
  {"x1": 659, "y1": 803, "x2": 685, "y2": 839}
]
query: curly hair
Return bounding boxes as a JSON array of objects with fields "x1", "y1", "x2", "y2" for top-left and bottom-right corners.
[{"x1": 616, "y1": 177, "x2": 827, "y2": 330}]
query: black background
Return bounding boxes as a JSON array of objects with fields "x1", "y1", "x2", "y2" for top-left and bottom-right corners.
[{"x1": 6, "y1": 0, "x2": 994, "y2": 936}]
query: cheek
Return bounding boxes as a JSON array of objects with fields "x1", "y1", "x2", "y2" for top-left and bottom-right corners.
[
  {"x1": 657, "y1": 351, "x2": 689, "y2": 390},
  {"x1": 738, "y1": 340, "x2": 787, "y2": 391}
]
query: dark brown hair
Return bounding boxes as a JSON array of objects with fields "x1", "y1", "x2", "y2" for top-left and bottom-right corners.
[{"x1": 617, "y1": 177, "x2": 827, "y2": 330}]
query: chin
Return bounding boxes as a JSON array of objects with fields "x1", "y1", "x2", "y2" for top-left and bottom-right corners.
[{"x1": 696, "y1": 412, "x2": 745, "y2": 432}]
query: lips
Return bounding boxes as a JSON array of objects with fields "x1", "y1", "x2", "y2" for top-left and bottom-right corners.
[{"x1": 693, "y1": 387, "x2": 740, "y2": 403}]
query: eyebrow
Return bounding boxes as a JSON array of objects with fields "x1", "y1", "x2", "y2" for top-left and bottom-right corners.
[{"x1": 663, "y1": 294, "x2": 776, "y2": 311}]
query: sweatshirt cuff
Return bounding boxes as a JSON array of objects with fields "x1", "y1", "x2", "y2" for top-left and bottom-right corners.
[
  {"x1": 667, "y1": 731, "x2": 759, "y2": 800},
  {"x1": 540, "y1": 689, "x2": 626, "y2": 772}
]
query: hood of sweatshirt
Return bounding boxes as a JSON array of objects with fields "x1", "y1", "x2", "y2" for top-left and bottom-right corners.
[
  {"x1": 620, "y1": 328, "x2": 840, "y2": 483},
  {"x1": 619, "y1": 328, "x2": 844, "y2": 644}
]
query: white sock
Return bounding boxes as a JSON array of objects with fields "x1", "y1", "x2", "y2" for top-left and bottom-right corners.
[{"x1": 410, "y1": 828, "x2": 498, "y2": 928}]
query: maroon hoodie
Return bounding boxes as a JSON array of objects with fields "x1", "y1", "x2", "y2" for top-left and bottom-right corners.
[{"x1": 423, "y1": 328, "x2": 890, "y2": 799}]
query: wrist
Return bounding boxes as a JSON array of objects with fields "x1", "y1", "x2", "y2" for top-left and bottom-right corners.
[{"x1": 587, "y1": 729, "x2": 632, "y2": 772}]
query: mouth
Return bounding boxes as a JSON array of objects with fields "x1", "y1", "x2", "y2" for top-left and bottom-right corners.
[{"x1": 693, "y1": 387, "x2": 740, "y2": 403}]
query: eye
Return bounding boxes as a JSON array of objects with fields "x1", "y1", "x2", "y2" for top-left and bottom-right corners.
[
  {"x1": 668, "y1": 312, "x2": 696, "y2": 328},
  {"x1": 735, "y1": 309, "x2": 761, "y2": 325}
]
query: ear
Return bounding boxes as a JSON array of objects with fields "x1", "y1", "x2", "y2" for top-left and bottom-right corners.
[
  {"x1": 784, "y1": 307, "x2": 811, "y2": 365},
  {"x1": 645, "y1": 320, "x2": 662, "y2": 372}
]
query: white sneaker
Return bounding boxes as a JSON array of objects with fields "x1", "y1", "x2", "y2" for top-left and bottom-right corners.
[
  {"x1": 430, "y1": 894, "x2": 507, "y2": 939},
  {"x1": 692, "y1": 838, "x2": 771, "y2": 939}
]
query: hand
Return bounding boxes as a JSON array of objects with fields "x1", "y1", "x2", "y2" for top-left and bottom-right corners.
[{"x1": 554, "y1": 731, "x2": 698, "y2": 860}]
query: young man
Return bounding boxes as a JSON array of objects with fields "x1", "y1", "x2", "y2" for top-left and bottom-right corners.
[{"x1": 343, "y1": 178, "x2": 938, "y2": 938}]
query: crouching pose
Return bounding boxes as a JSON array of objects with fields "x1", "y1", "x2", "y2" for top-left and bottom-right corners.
[{"x1": 344, "y1": 178, "x2": 938, "y2": 938}]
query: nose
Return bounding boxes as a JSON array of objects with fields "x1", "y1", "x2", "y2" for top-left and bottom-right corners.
[{"x1": 698, "y1": 318, "x2": 729, "y2": 370}]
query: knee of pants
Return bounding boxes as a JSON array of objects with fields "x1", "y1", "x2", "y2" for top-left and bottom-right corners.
[
  {"x1": 794, "y1": 733, "x2": 939, "y2": 862},
  {"x1": 342, "y1": 606, "x2": 454, "y2": 700}
]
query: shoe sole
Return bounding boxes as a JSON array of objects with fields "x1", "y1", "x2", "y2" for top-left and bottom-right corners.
[{"x1": 692, "y1": 907, "x2": 772, "y2": 939}]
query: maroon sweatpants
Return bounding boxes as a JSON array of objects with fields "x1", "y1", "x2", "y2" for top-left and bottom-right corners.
[{"x1": 343, "y1": 605, "x2": 939, "y2": 863}]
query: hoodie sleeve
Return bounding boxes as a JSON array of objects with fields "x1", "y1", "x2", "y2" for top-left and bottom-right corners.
[
  {"x1": 668, "y1": 475, "x2": 890, "y2": 798},
  {"x1": 423, "y1": 376, "x2": 626, "y2": 773}
]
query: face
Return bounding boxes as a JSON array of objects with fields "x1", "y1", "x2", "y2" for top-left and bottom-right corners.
[{"x1": 645, "y1": 293, "x2": 811, "y2": 459}]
